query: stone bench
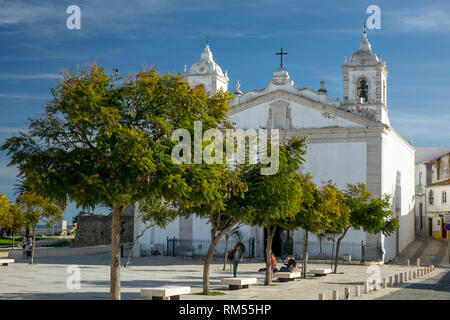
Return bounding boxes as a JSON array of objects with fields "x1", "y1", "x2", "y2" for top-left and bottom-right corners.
[
  {"x1": 140, "y1": 286, "x2": 190, "y2": 300},
  {"x1": 277, "y1": 272, "x2": 301, "y2": 282},
  {"x1": 221, "y1": 277, "x2": 257, "y2": 290},
  {"x1": 0, "y1": 259, "x2": 14, "y2": 266},
  {"x1": 310, "y1": 268, "x2": 332, "y2": 277}
]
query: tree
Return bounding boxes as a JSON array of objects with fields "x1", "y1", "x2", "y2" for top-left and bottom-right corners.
[
  {"x1": 288, "y1": 179, "x2": 349, "y2": 278},
  {"x1": 17, "y1": 192, "x2": 64, "y2": 264},
  {"x1": 332, "y1": 183, "x2": 399, "y2": 273},
  {"x1": 0, "y1": 194, "x2": 13, "y2": 238},
  {"x1": 289, "y1": 176, "x2": 324, "y2": 278},
  {"x1": 124, "y1": 198, "x2": 177, "y2": 268},
  {"x1": 180, "y1": 168, "x2": 249, "y2": 295},
  {"x1": 242, "y1": 137, "x2": 306, "y2": 285},
  {"x1": 8, "y1": 204, "x2": 27, "y2": 249},
  {"x1": 1, "y1": 65, "x2": 230, "y2": 299},
  {"x1": 0, "y1": 195, "x2": 27, "y2": 248}
]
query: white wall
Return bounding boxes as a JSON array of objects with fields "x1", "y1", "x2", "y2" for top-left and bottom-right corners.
[
  {"x1": 302, "y1": 142, "x2": 367, "y2": 190},
  {"x1": 381, "y1": 131, "x2": 415, "y2": 261}
]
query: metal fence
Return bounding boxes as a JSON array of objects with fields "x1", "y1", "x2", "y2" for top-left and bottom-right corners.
[
  {"x1": 294, "y1": 241, "x2": 364, "y2": 261},
  {"x1": 165, "y1": 237, "x2": 256, "y2": 258}
]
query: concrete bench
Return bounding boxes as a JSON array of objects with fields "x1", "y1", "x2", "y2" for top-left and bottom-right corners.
[
  {"x1": 140, "y1": 286, "x2": 190, "y2": 300},
  {"x1": 221, "y1": 277, "x2": 257, "y2": 290},
  {"x1": 310, "y1": 268, "x2": 332, "y2": 277},
  {"x1": 277, "y1": 272, "x2": 301, "y2": 282},
  {"x1": 0, "y1": 259, "x2": 14, "y2": 266}
]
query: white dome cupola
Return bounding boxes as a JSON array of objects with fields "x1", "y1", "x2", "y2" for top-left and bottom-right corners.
[{"x1": 185, "y1": 43, "x2": 229, "y2": 93}]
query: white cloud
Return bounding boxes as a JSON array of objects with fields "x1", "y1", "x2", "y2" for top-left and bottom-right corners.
[
  {"x1": 0, "y1": 93, "x2": 49, "y2": 100},
  {"x1": 397, "y1": 8, "x2": 450, "y2": 32},
  {"x1": 0, "y1": 72, "x2": 61, "y2": 80},
  {"x1": 0, "y1": 0, "x2": 60, "y2": 25}
]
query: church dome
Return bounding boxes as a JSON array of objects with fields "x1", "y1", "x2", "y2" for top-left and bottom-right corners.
[
  {"x1": 187, "y1": 44, "x2": 225, "y2": 76},
  {"x1": 347, "y1": 30, "x2": 381, "y2": 66}
]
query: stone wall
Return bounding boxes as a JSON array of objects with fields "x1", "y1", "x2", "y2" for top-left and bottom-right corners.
[{"x1": 73, "y1": 206, "x2": 134, "y2": 247}]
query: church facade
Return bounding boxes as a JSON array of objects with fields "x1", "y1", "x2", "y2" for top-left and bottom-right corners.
[{"x1": 133, "y1": 31, "x2": 416, "y2": 262}]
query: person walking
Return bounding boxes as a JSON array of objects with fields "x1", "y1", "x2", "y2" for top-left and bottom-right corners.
[
  {"x1": 26, "y1": 237, "x2": 33, "y2": 259},
  {"x1": 21, "y1": 236, "x2": 27, "y2": 258},
  {"x1": 232, "y1": 244, "x2": 242, "y2": 278}
]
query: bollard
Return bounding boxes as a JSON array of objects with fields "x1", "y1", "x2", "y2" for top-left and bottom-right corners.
[
  {"x1": 355, "y1": 285, "x2": 360, "y2": 297},
  {"x1": 404, "y1": 272, "x2": 408, "y2": 282},
  {"x1": 394, "y1": 274, "x2": 399, "y2": 286},
  {"x1": 382, "y1": 278, "x2": 387, "y2": 288},
  {"x1": 408, "y1": 271, "x2": 412, "y2": 281},
  {"x1": 389, "y1": 276, "x2": 393, "y2": 287},
  {"x1": 332, "y1": 290, "x2": 338, "y2": 300},
  {"x1": 344, "y1": 287, "x2": 350, "y2": 300},
  {"x1": 319, "y1": 293, "x2": 325, "y2": 300},
  {"x1": 364, "y1": 281, "x2": 369, "y2": 294},
  {"x1": 416, "y1": 258, "x2": 420, "y2": 268},
  {"x1": 413, "y1": 270, "x2": 416, "y2": 279},
  {"x1": 399, "y1": 273, "x2": 403, "y2": 284}
]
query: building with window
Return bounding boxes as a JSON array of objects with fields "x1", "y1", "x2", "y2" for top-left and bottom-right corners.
[{"x1": 415, "y1": 148, "x2": 450, "y2": 239}]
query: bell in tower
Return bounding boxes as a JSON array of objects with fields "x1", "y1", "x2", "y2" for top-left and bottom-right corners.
[{"x1": 342, "y1": 26, "x2": 390, "y2": 125}]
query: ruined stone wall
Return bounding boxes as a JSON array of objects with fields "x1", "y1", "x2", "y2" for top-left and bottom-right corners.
[{"x1": 73, "y1": 206, "x2": 134, "y2": 247}]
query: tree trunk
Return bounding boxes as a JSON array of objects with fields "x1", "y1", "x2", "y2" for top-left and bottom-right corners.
[
  {"x1": 124, "y1": 224, "x2": 153, "y2": 268},
  {"x1": 223, "y1": 234, "x2": 230, "y2": 271},
  {"x1": 11, "y1": 231, "x2": 15, "y2": 249},
  {"x1": 302, "y1": 232, "x2": 309, "y2": 278},
  {"x1": 264, "y1": 225, "x2": 276, "y2": 285},
  {"x1": 30, "y1": 226, "x2": 36, "y2": 265},
  {"x1": 110, "y1": 203, "x2": 125, "y2": 300},
  {"x1": 203, "y1": 222, "x2": 236, "y2": 295},
  {"x1": 203, "y1": 231, "x2": 220, "y2": 295},
  {"x1": 333, "y1": 228, "x2": 349, "y2": 273}
]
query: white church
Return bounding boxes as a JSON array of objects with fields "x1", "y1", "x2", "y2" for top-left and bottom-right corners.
[{"x1": 133, "y1": 30, "x2": 416, "y2": 262}]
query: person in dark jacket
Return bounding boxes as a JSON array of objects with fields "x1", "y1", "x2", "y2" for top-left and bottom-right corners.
[
  {"x1": 280, "y1": 256, "x2": 298, "y2": 272},
  {"x1": 233, "y1": 244, "x2": 241, "y2": 277}
]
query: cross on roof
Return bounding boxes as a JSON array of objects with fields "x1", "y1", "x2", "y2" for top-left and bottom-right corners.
[{"x1": 275, "y1": 48, "x2": 288, "y2": 69}]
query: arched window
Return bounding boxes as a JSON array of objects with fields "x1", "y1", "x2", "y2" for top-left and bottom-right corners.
[{"x1": 357, "y1": 78, "x2": 369, "y2": 104}]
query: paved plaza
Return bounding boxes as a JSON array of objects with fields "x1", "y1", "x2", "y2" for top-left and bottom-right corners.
[{"x1": 0, "y1": 251, "x2": 447, "y2": 300}]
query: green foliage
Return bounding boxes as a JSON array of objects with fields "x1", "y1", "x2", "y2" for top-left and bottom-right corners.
[
  {"x1": 17, "y1": 192, "x2": 64, "y2": 228},
  {"x1": 0, "y1": 194, "x2": 28, "y2": 235},
  {"x1": 0, "y1": 194, "x2": 13, "y2": 230},
  {"x1": 242, "y1": 137, "x2": 307, "y2": 228},
  {"x1": 343, "y1": 183, "x2": 399, "y2": 236},
  {"x1": 1, "y1": 65, "x2": 231, "y2": 211},
  {"x1": 320, "y1": 182, "x2": 350, "y2": 234},
  {"x1": 137, "y1": 197, "x2": 178, "y2": 228}
]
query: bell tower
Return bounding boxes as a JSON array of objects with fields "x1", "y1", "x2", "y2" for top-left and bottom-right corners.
[
  {"x1": 342, "y1": 27, "x2": 389, "y2": 125},
  {"x1": 185, "y1": 41, "x2": 229, "y2": 93}
]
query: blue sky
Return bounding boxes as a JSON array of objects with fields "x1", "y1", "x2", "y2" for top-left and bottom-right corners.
[{"x1": 0, "y1": 0, "x2": 449, "y2": 221}]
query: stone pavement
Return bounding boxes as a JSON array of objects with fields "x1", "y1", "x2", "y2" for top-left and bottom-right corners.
[
  {"x1": 394, "y1": 235, "x2": 450, "y2": 267},
  {"x1": 0, "y1": 252, "x2": 441, "y2": 300},
  {"x1": 376, "y1": 268, "x2": 450, "y2": 300}
]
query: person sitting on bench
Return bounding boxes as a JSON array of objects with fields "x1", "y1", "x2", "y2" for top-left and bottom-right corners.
[{"x1": 279, "y1": 256, "x2": 298, "y2": 272}]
